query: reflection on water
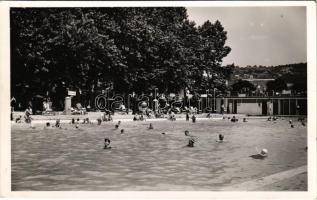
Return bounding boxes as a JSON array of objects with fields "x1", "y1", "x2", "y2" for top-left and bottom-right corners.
[{"x1": 11, "y1": 118, "x2": 307, "y2": 190}]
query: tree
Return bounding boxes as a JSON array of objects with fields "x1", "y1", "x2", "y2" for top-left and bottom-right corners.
[
  {"x1": 266, "y1": 78, "x2": 287, "y2": 92},
  {"x1": 196, "y1": 20, "x2": 231, "y2": 92},
  {"x1": 231, "y1": 80, "x2": 256, "y2": 93},
  {"x1": 10, "y1": 7, "x2": 232, "y2": 110}
]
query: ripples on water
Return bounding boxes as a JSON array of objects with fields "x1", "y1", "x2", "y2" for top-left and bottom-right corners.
[{"x1": 11, "y1": 118, "x2": 307, "y2": 190}]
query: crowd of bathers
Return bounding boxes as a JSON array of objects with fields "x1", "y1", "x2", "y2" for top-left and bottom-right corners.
[{"x1": 12, "y1": 107, "x2": 307, "y2": 157}]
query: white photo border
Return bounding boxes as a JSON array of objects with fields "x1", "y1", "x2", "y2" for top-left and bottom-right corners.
[{"x1": 0, "y1": 1, "x2": 316, "y2": 199}]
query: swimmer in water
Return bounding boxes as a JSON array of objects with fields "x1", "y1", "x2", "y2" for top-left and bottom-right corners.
[
  {"x1": 186, "y1": 113, "x2": 190, "y2": 121},
  {"x1": 97, "y1": 118, "x2": 102, "y2": 125},
  {"x1": 120, "y1": 129, "x2": 124, "y2": 134},
  {"x1": 104, "y1": 138, "x2": 112, "y2": 149},
  {"x1": 192, "y1": 115, "x2": 196, "y2": 123},
  {"x1": 115, "y1": 121, "x2": 121, "y2": 129},
  {"x1": 243, "y1": 118, "x2": 247, "y2": 122},
  {"x1": 231, "y1": 116, "x2": 238, "y2": 122},
  {"x1": 291, "y1": 124, "x2": 294, "y2": 128},
  {"x1": 289, "y1": 119, "x2": 293, "y2": 124},
  {"x1": 44, "y1": 122, "x2": 51, "y2": 129},
  {"x1": 71, "y1": 118, "x2": 75, "y2": 124},
  {"x1": 148, "y1": 123, "x2": 154, "y2": 129},
  {"x1": 187, "y1": 138, "x2": 195, "y2": 147},
  {"x1": 55, "y1": 119, "x2": 60, "y2": 128},
  {"x1": 218, "y1": 134, "x2": 224, "y2": 142},
  {"x1": 185, "y1": 130, "x2": 197, "y2": 147},
  {"x1": 15, "y1": 115, "x2": 22, "y2": 123}
]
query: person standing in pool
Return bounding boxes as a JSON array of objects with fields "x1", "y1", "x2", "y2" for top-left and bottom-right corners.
[
  {"x1": 186, "y1": 113, "x2": 190, "y2": 121},
  {"x1": 191, "y1": 115, "x2": 196, "y2": 123},
  {"x1": 97, "y1": 118, "x2": 102, "y2": 125},
  {"x1": 24, "y1": 106, "x2": 32, "y2": 123},
  {"x1": 55, "y1": 119, "x2": 61, "y2": 128},
  {"x1": 184, "y1": 130, "x2": 197, "y2": 147},
  {"x1": 148, "y1": 123, "x2": 154, "y2": 129}
]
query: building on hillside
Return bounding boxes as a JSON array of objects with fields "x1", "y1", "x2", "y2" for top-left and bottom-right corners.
[{"x1": 242, "y1": 75, "x2": 274, "y2": 93}]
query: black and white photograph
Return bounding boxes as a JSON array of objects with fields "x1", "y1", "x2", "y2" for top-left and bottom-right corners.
[{"x1": 0, "y1": 1, "x2": 316, "y2": 198}]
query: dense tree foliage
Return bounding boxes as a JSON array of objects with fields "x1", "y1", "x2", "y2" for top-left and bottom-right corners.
[
  {"x1": 11, "y1": 7, "x2": 231, "y2": 109},
  {"x1": 231, "y1": 80, "x2": 256, "y2": 93},
  {"x1": 266, "y1": 77, "x2": 287, "y2": 92}
]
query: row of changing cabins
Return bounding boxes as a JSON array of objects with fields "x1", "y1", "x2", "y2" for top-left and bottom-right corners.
[{"x1": 213, "y1": 97, "x2": 307, "y2": 115}]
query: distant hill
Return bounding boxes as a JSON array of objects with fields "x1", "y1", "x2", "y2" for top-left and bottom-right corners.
[{"x1": 228, "y1": 63, "x2": 307, "y2": 82}]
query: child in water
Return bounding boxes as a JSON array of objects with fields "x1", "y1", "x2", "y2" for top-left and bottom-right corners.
[
  {"x1": 104, "y1": 138, "x2": 112, "y2": 149},
  {"x1": 185, "y1": 130, "x2": 196, "y2": 147}
]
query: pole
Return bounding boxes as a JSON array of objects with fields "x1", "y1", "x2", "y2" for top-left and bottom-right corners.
[
  {"x1": 154, "y1": 88, "x2": 157, "y2": 112},
  {"x1": 213, "y1": 88, "x2": 216, "y2": 112},
  {"x1": 128, "y1": 94, "x2": 130, "y2": 113},
  {"x1": 206, "y1": 89, "x2": 209, "y2": 108}
]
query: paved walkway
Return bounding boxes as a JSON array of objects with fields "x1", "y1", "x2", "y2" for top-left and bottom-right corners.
[{"x1": 222, "y1": 165, "x2": 307, "y2": 191}]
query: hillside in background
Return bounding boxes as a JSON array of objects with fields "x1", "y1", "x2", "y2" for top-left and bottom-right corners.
[{"x1": 228, "y1": 63, "x2": 307, "y2": 83}]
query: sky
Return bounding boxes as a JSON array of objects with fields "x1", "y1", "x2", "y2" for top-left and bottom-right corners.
[{"x1": 186, "y1": 7, "x2": 307, "y2": 67}]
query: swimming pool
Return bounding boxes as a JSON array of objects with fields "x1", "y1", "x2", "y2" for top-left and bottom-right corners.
[{"x1": 11, "y1": 118, "x2": 307, "y2": 190}]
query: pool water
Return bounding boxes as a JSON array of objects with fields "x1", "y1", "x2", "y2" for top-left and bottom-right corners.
[{"x1": 11, "y1": 118, "x2": 307, "y2": 190}]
